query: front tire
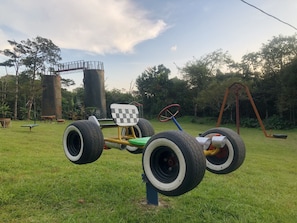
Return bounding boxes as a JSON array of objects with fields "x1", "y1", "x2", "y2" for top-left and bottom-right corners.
[
  {"x1": 63, "y1": 120, "x2": 104, "y2": 164},
  {"x1": 200, "y1": 127, "x2": 246, "y2": 174},
  {"x1": 142, "y1": 130, "x2": 206, "y2": 196}
]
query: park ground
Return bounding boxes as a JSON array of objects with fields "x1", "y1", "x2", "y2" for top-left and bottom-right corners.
[{"x1": 0, "y1": 118, "x2": 296, "y2": 223}]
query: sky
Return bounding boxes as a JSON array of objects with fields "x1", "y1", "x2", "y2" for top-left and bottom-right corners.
[{"x1": 0, "y1": 0, "x2": 297, "y2": 92}]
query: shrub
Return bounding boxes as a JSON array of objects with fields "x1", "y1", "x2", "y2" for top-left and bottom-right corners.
[
  {"x1": 240, "y1": 118, "x2": 259, "y2": 128},
  {"x1": 264, "y1": 115, "x2": 294, "y2": 130}
]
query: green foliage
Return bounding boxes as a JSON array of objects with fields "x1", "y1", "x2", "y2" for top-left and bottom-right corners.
[
  {"x1": 263, "y1": 115, "x2": 294, "y2": 130},
  {"x1": 18, "y1": 106, "x2": 28, "y2": 120},
  {"x1": 0, "y1": 36, "x2": 61, "y2": 120},
  {"x1": 136, "y1": 64, "x2": 172, "y2": 115},
  {"x1": 260, "y1": 34, "x2": 297, "y2": 75},
  {"x1": 21, "y1": 36, "x2": 61, "y2": 73},
  {"x1": 181, "y1": 49, "x2": 233, "y2": 91},
  {"x1": 1, "y1": 34, "x2": 297, "y2": 128},
  {"x1": 136, "y1": 65, "x2": 194, "y2": 117},
  {"x1": 229, "y1": 116, "x2": 294, "y2": 130},
  {"x1": 196, "y1": 75, "x2": 244, "y2": 115},
  {"x1": 240, "y1": 117, "x2": 260, "y2": 128},
  {"x1": 61, "y1": 78, "x2": 75, "y2": 87},
  {"x1": 60, "y1": 87, "x2": 85, "y2": 120},
  {"x1": 106, "y1": 89, "x2": 135, "y2": 104},
  {"x1": 0, "y1": 102, "x2": 11, "y2": 118},
  {"x1": 105, "y1": 89, "x2": 136, "y2": 117},
  {"x1": 84, "y1": 107, "x2": 97, "y2": 117}
]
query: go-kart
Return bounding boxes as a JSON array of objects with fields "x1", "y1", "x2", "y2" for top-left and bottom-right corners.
[{"x1": 63, "y1": 103, "x2": 246, "y2": 197}]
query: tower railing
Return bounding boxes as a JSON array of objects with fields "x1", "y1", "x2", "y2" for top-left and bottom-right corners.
[{"x1": 53, "y1": 60, "x2": 104, "y2": 73}]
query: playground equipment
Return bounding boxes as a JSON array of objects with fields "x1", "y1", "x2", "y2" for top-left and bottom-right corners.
[
  {"x1": 63, "y1": 103, "x2": 246, "y2": 204},
  {"x1": 217, "y1": 82, "x2": 287, "y2": 139}
]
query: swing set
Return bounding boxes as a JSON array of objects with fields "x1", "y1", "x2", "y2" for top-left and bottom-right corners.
[{"x1": 216, "y1": 82, "x2": 287, "y2": 139}]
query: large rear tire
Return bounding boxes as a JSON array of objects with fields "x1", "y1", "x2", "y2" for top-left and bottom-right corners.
[
  {"x1": 142, "y1": 130, "x2": 206, "y2": 196},
  {"x1": 200, "y1": 127, "x2": 246, "y2": 174},
  {"x1": 63, "y1": 120, "x2": 104, "y2": 164}
]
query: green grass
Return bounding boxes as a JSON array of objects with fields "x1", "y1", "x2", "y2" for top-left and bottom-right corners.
[{"x1": 0, "y1": 119, "x2": 296, "y2": 223}]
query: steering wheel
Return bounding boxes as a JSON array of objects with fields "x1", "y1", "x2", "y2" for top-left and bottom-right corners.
[{"x1": 158, "y1": 104, "x2": 181, "y2": 122}]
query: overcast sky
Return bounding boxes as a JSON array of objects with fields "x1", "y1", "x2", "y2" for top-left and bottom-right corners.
[{"x1": 1, "y1": 0, "x2": 297, "y2": 91}]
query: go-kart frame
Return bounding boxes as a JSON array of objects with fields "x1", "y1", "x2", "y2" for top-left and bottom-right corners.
[{"x1": 62, "y1": 103, "x2": 246, "y2": 197}]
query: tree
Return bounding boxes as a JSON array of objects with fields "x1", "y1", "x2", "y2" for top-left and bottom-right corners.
[
  {"x1": 0, "y1": 36, "x2": 62, "y2": 120},
  {"x1": 0, "y1": 75, "x2": 14, "y2": 118},
  {"x1": 237, "y1": 52, "x2": 262, "y2": 80},
  {"x1": 105, "y1": 89, "x2": 136, "y2": 117},
  {"x1": 0, "y1": 40, "x2": 27, "y2": 119},
  {"x1": 181, "y1": 49, "x2": 234, "y2": 116},
  {"x1": 21, "y1": 36, "x2": 61, "y2": 119},
  {"x1": 279, "y1": 57, "x2": 297, "y2": 124},
  {"x1": 261, "y1": 34, "x2": 297, "y2": 76},
  {"x1": 136, "y1": 64, "x2": 171, "y2": 116},
  {"x1": 167, "y1": 77, "x2": 193, "y2": 115},
  {"x1": 259, "y1": 35, "x2": 297, "y2": 118},
  {"x1": 61, "y1": 78, "x2": 75, "y2": 87},
  {"x1": 17, "y1": 72, "x2": 38, "y2": 119}
]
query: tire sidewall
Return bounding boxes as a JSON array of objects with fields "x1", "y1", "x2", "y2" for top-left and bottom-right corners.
[
  {"x1": 142, "y1": 130, "x2": 206, "y2": 196},
  {"x1": 201, "y1": 127, "x2": 245, "y2": 174},
  {"x1": 143, "y1": 137, "x2": 187, "y2": 192},
  {"x1": 204, "y1": 134, "x2": 235, "y2": 172},
  {"x1": 63, "y1": 120, "x2": 104, "y2": 164},
  {"x1": 63, "y1": 124, "x2": 84, "y2": 162}
]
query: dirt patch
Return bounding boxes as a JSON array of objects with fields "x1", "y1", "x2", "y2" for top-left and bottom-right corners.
[{"x1": 137, "y1": 198, "x2": 171, "y2": 210}]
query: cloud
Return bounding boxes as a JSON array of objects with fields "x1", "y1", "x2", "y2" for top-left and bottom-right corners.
[
  {"x1": 0, "y1": 0, "x2": 167, "y2": 54},
  {"x1": 170, "y1": 45, "x2": 177, "y2": 51}
]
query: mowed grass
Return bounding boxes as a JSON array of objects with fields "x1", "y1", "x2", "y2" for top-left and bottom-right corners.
[{"x1": 0, "y1": 118, "x2": 296, "y2": 223}]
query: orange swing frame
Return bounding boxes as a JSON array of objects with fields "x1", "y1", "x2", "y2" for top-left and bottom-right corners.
[{"x1": 216, "y1": 82, "x2": 287, "y2": 139}]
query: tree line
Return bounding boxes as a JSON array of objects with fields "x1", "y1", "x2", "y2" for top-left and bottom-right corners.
[
  {"x1": 0, "y1": 37, "x2": 61, "y2": 120},
  {"x1": 1, "y1": 34, "x2": 297, "y2": 129},
  {"x1": 136, "y1": 35, "x2": 297, "y2": 129}
]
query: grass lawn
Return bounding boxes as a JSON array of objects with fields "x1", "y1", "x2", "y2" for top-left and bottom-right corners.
[{"x1": 0, "y1": 118, "x2": 296, "y2": 223}]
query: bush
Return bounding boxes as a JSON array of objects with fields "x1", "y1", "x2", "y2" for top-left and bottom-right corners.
[
  {"x1": 263, "y1": 115, "x2": 294, "y2": 130},
  {"x1": 240, "y1": 118, "x2": 259, "y2": 128}
]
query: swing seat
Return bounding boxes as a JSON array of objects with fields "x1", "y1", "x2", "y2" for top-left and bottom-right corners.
[
  {"x1": 21, "y1": 124, "x2": 39, "y2": 131},
  {"x1": 272, "y1": 134, "x2": 287, "y2": 139}
]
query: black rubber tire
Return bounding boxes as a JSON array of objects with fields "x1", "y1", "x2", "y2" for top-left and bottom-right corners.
[
  {"x1": 135, "y1": 118, "x2": 155, "y2": 136},
  {"x1": 200, "y1": 127, "x2": 246, "y2": 174},
  {"x1": 63, "y1": 120, "x2": 104, "y2": 164},
  {"x1": 142, "y1": 130, "x2": 206, "y2": 196},
  {"x1": 122, "y1": 118, "x2": 155, "y2": 154}
]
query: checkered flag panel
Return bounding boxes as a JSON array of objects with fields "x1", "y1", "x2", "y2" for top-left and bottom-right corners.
[{"x1": 110, "y1": 104, "x2": 139, "y2": 126}]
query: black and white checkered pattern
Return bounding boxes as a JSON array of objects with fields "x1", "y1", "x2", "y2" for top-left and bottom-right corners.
[{"x1": 110, "y1": 104, "x2": 139, "y2": 126}]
